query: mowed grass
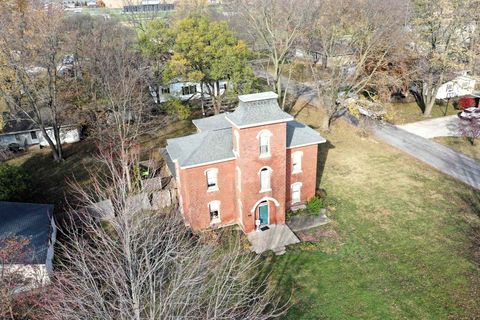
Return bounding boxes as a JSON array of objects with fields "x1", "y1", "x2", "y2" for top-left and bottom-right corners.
[
  {"x1": 434, "y1": 136, "x2": 480, "y2": 163},
  {"x1": 269, "y1": 104, "x2": 480, "y2": 319},
  {"x1": 386, "y1": 102, "x2": 458, "y2": 125}
]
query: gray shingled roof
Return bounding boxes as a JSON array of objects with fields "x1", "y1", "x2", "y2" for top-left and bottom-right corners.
[
  {"x1": 192, "y1": 114, "x2": 231, "y2": 132},
  {"x1": 287, "y1": 121, "x2": 326, "y2": 147},
  {"x1": 160, "y1": 148, "x2": 177, "y2": 177},
  {"x1": 0, "y1": 202, "x2": 53, "y2": 264},
  {"x1": 226, "y1": 92, "x2": 293, "y2": 127},
  {"x1": 166, "y1": 129, "x2": 234, "y2": 167}
]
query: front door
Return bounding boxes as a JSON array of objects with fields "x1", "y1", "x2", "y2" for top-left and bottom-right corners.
[{"x1": 259, "y1": 202, "x2": 269, "y2": 225}]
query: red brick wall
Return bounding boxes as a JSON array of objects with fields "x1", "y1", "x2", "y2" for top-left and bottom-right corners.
[
  {"x1": 235, "y1": 122, "x2": 287, "y2": 232},
  {"x1": 175, "y1": 123, "x2": 320, "y2": 233},
  {"x1": 178, "y1": 160, "x2": 236, "y2": 231},
  {"x1": 285, "y1": 144, "x2": 318, "y2": 208}
]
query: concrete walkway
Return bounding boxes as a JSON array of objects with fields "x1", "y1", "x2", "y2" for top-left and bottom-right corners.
[
  {"x1": 247, "y1": 224, "x2": 300, "y2": 255},
  {"x1": 373, "y1": 123, "x2": 480, "y2": 190},
  {"x1": 397, "y1": 115, "x2": 461, "y2": 138}
]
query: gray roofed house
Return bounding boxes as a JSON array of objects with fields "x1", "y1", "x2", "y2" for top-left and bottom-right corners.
[
  {"x1": 225, "y1": 92, "x2": 293, "y2": 128},
  {"x1": 286, "y1": 121, "x2": 326, "y2": 148},
  {"x1": 0, "y1": 202, "x2": 55, "y2": 265},
  {"x1": 162, "y1": 91, "x2": 327, "y2": 237},
  {"x1": 166, "y1": 128, "x2": 235, "y2": 168},
  {"x1": 0, "y1": 201, "x2": 57, "y2": 286},
  {"x1": 192, "y1": 114, "x2": 231, "y2": 132}
]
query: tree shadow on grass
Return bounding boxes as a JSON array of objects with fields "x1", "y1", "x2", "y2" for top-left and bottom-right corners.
[
  {"x1": 456, "y1": 190, "x2": 480, "y2": 266},
  {"x1": 317, "y1": 140, "x2": 335, "y2": 188},
  {"x1": 17, "y1": 141, "x2": 96, "y2": 217}
]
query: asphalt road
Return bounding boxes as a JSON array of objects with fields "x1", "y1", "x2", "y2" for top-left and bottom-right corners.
[{"x1": 372, "y1": 122, "x2": 480, "y2": 190}]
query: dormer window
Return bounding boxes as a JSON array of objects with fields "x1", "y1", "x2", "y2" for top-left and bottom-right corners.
[
  {"x1": 205, "y1": 168, "x2": 218, "y2": 192},
  {"x1": 257, "y1": 130, "x2": 272, "y2": 158}
]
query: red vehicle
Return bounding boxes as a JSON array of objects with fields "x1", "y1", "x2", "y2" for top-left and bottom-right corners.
[{"x1": 458, "y1": 95, "x2": 479, "y2": 110}]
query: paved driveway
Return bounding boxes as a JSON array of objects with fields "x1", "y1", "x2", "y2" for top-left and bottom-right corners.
[
  {"x1": 397, "y1": 115, "x2": 461, "y2": 138},
  {"x1": 373, "y1": 123, "x2": 480, "y2": 190}
]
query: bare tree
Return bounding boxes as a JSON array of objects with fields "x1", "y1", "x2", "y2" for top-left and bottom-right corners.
[
  {"x1": 306, "y1": 0, "x2": 408, "y2": 130},
  {"x1": 229, "y1": 0, "x2": 317, "y2": 109},
  {"x1": 44, "y1": 84, "x2": 285, "y2": 320},
  {"x1": 0, "y1": 0, "x2": 69, "y2": 161},
  {"x1": 459, "y1": 119, "x2": 480, "y2": 146},
  {"x1": 409, "y1": 0, "x2": 476, "y2": 116}
]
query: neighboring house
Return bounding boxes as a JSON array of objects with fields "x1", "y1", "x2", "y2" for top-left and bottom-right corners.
[
  {"x1": 0, "y1": 113, "x2": 80, "y2": 148},
  {"x1": 123, "y1": 2, "x2": 175, "y2": 13},
  {"x1": 436, "y1": 75, "x2": 477, "y2": 100},
  {"x1": 156, "y1": 80, "x2": 228, "y2": 103},
  {"x1": 0, "y1": 202, "x2": 57, "y2": 286},
  {"x1": 164, "y1": 92, "x2": 326, "y2": 233}
]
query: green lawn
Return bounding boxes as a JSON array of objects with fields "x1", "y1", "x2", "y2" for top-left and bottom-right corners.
[
  {"x1": 269, "y1": 104, "x2": 480, "y2": 319},
  {"x1": 386, "y1": 102, "x2": 459, "y2": 125},
  {"x1": 434, "y1": 136, "x2": 480, "y2": 163}
]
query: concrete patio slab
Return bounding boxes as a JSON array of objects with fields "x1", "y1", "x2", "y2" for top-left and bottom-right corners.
[
  {"x1": 287, "y1": 214, "x2": 331, "y2": 232},
  {"x1": 247, "y1": 224, "x2": 300, "y2": 255}
]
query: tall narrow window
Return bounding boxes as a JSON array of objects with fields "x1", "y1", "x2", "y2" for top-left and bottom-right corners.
[
  {"x1": 257, "y1": 130, "x2": 272, "y2": 158},
  {"x1": 205, "y1": 168, "x2": 218, "y2": 191},
  {"x1": 260, "y1": 167, "x2": 271, "y2": 192},
  {"x1": 292, "y1": 151, "x2": 303, "y2": 174},
  {"x1": 209, "y1": 201, "x2": 221, "y2": 223},
  {"x1": 291, "y1": 183, "x2": 302, "y2": 204}
]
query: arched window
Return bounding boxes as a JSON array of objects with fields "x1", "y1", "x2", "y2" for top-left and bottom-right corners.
[
  {"x1": 292, "y1": 151, "x2": 303, "y2": 174},
  {"x1": 259, "y1": 167, "x2": 272, "y2": 192},
  {"x1": 205, "y1": 168, "x2": 218, "y2": 191},
  {"x1": 291, "y1": 182, "x2": 302, "y2": 204},
  {"x1": 257, "y1": 130, "x2": 272, "y2": 158},
  {"x1": 208, "y1": 201, "x2": 221, "y2": 224}
]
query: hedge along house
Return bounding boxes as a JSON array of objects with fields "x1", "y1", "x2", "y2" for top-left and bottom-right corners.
[{"x1": 165, "y1": 92, "x2": 326, "y2": 233}]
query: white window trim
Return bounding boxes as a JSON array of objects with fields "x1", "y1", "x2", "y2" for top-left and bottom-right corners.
[
  {"x1": 208, "y1": 200, "x2": 221, "y2": 224},
  {"x1": 258, "y1": 166, "x2": 273, "y2": 193},
  {"x1": 256, "y1": 129, "x2": 272, "y2": 159},
  {"x1": 205, "y1": 168, "x2": 219, "y2": 192},
  {"x1": 236, "y1": 166, "x2": 241, "y2": 191},
  {"x1": 233, "y1": 130, "x2": 240, "y2": 157},
  {"x1": 292, "y1": 151, "x2": 303, "y2": 174},
  {"x1": 291, "y1": 182, "x2": 302, "y2": 204}
]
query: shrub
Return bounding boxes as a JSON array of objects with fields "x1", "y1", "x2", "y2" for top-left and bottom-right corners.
[
  {"x1": 0, "y1": 164, "x2": 31, "y2": 201},
  {"x1": 162, "y1": 98, "x2": 191, "y2": 120},
  {"x1": 306, "y1": 196, "x2": 324, "y2": 215}
]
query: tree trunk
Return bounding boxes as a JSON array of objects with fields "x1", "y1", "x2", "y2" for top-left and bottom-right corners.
[
  {"x1": 40, "y1": 125, "x2": 62, "y2": 162},
  {"x1": 321, "y1": 115, "x2": 330, "y2": 131}
]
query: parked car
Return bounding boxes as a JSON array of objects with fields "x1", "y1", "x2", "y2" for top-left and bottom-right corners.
[
  {"x1": 7, "y1": 142, "x2": 25, "y2": 153},
  {"x1": 458, "y1": 107, "x2": 480, "y2": 120}
]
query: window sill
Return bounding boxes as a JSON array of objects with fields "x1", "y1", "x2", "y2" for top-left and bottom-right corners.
[
  {"x1": 259, "y1": 188, "x2": 272, "y2": 193},
  {"x1": 292, "y1": 170, "x2": 302, "y2": 175},
  {"x1": 210, "y1": 219, "x2": 221, "y2": 225},
  {"x1": 207, "y1": 187, "x2": 219, "y2": 193},
  {"x1": 259, "y1": 153, "x2": 271, "y2": 159}
]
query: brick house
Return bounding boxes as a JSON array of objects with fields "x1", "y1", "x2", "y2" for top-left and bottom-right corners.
[{"x1": 164, "y1": 92, "x2": 326, "y2": 233}]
